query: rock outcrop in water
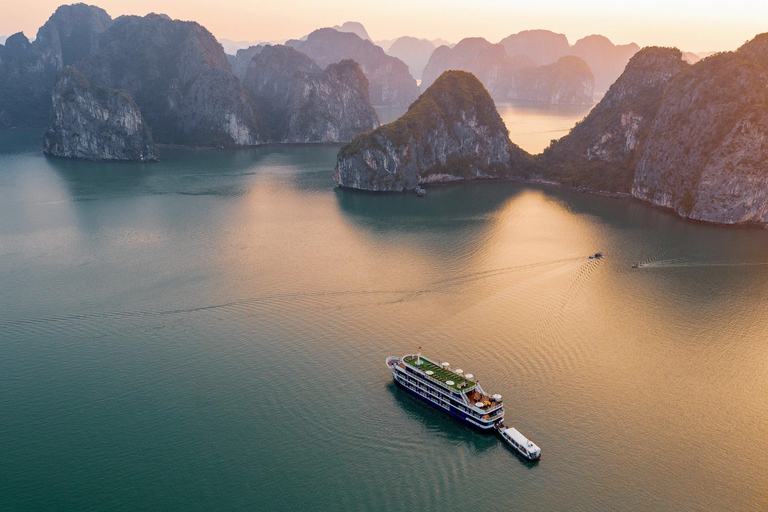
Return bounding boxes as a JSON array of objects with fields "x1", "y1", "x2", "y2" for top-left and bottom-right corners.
[
  {"x1": 0, "y1": 3, "x2": 112, "y2": 128},
  {"x1": 43, "y1": 67, "x2": 158, "y2": 161},
  {"x1": 0, "y1": 5, "x2": 262, "y2": 147},
  {"x1": 540, "y1": 48, "x2": 689, "y2": 192},
  {"x1": 76, "y1": 13, "x2": 261, "y2": 147},
  {"x1": 335, "y1": 71, "x2": 530, "y2": 191},
  {"x1": 421, "y1": 38, "x2": 593, "y2": 105},
  {"x1": 539, "y1": 36, "x2": 768, "y2": 226},
  {"x1": 243, "y1": 45, "x2": 378, "y2": 142},
  {"x1": 633, "y1": 36, "x2": 768, "y2": 224},
  {"x1": 287, "y1": 28, "x2": 419, "y2": 106}
]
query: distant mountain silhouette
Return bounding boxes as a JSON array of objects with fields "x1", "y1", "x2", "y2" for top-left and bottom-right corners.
[
  {"x1": 386, "y1": 36, "x2": 436, "y2": 80},
  {"x1": 377, "y1": 37, "x2": 452, "y2": 53},
  {"x1": 497, "y1": 30, "x2": 641, "y2": 93},
  {"x1": 287, "y1": 28, "x2": 419, "y2": 106},
  {"x1": 499, "y1": 30, "x2": 570, "y2": 66},
  {"x1": 421, "y1": 37, "x2": 534, "y2": 91},
  {"x1": 569, "y1": 35, "x2": 640, "y2": 92},
  {"x1": 430, "y1": 38, "x2": 453, "y2": 48},
  {"x1": 682, "y1": 51, "x2": 701, "y2": 64},
  {"x1": 332, "y1": 22, "x2": 371, "y2": 42},
  {"x1": 218, "y1": 38, "x2": 264, "y2": 54},
  {"x1": 421, "y1": 37, "x2": 593, "y2": 105}
]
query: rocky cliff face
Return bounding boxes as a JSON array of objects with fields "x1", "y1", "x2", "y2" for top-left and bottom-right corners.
[
  {"x1": 335, "y1": 71, "x2": 530, "y2": 191},
  {"x1": 0, "y1": 3, "x2": 112, "y2": 128},
  {"x1": 287, "y1": 28, "x2": 419, "y2": 107},
  {"x1": 386, "y1": 37, "x2": 436, "y2": 80},
  {"x1": 569, "y1": 35, "x2": 640, "y2": 93},
  {"x1": 633, "y1": 36, "x2": 768, "y2": 224},
  {"x1": 35, "y1": 3, "x2": 113, "y2": 69},
  {"x1": 77, "y1": 13, "x2": 261, "y2": 147},
  {"x1": 284, "y1": 59, "x2": 379, "y2": 143},
  {"x1": 421, "y1": 38, "x2": 592, "y2": 105},
  {"x1": 243, "y1": 45, "x2": 378, "y2": 143},
  {"x1": 499, "y1": 30, "x2": 570, "y2": 66},
  {"x1": 43, "y1": 67, "x2": 158, "y2": 161},
  {"x1": 540, "y1": 48, "x2": 688, "y2": 192},
  {"x1": 537, "y1": 37, "x2": 768, "y2": 226},
  {"x1": 230, "y1": 44, "x2": 267, "y2": 80},
  {"x1": 0, "y1": 5, "x2": 261, "y2": 147}
]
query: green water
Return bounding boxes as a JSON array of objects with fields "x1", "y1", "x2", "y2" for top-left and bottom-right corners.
[{"x1": 1, "y1": 130, "x2": 768, "y2": 512}]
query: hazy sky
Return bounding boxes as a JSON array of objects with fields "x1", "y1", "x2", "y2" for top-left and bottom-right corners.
[{"x1": 3, "y1": 0, "x2": 768, "y2": 52}]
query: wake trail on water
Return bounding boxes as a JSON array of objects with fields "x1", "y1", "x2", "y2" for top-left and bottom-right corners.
[
  {"x1": 637, "y1": 258, "x2": 768, "y2": 269},
  {"x1": 381, "y1": 256, "x2": 586, "y2": 305},
  {"x1": 1, "y1": 257, "x2": 588, "y2": 336}
]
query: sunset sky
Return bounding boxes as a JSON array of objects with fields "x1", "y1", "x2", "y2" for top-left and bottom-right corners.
[{"x1": 3, "y1": 0, "x2": 768, "y2": 52}]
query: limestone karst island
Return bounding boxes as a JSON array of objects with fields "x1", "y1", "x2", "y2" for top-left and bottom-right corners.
[{"x1": 2, "y1": 2, "x2": 768, "y2": 511}]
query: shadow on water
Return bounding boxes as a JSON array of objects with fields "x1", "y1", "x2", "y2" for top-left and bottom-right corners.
[
  {"x1": 520, "y1": 182, "x2": 768, "y2": 313},
  {"x1": 44, "y1": 156, "x2": 156, "y2": 199},
  {"x1": 45, "y1": 143, "x2": 342, "y2": 200},
  {"x1": 386, "y1": 382, "x2": 498, "y2": 454},
  {"x1": 335, "y1": 181, "x2": 523, "y2": 234},
  {"x1": 0, "y1": 129, "x2": 45, "y2": 154}
]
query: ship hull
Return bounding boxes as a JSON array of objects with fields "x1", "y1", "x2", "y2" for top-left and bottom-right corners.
[{"x1": 393, "y1": 374, "x2": 496, "y2": 430}]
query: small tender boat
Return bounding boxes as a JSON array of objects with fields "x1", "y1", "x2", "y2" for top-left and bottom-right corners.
[
  {"x1": 495, "y1": 422, "x2": 541, "y2": 461},
  {"x1": 631, "y1": 263, "x2": 639, "y2": 269},
  {"x1": 415, "y1": 186, "x2": 427, "y2": 197},
  {"x1": 589, "y1": 252, "x2": 603, "y2": 259}
]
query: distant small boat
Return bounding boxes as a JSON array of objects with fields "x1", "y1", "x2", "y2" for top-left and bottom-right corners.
[
  {"x1": 415, "y1": 186, "x2": 426, "y2": 197},
  {"x1": 631, "y1": 263, "x2": 639, "y2": 269},
  {"x1": 589, "y1": 252, "x2": 603, "y2": 259}
]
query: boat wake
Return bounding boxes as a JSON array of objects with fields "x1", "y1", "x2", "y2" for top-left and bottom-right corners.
[
  {"x1": 636, "y1": 258, "x2": 768, "y2": 269},
  {"x1": 379, "y1": 256, "x2": 585, "y2": 305}
]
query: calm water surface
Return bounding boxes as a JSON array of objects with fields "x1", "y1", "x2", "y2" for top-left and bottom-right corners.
[{"x1": 1, "y1": 128, "x2": 768, "y2": 512}]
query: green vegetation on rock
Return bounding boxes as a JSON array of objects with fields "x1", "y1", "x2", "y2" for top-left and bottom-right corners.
[{"x1": 336, "y1": 70, "x2": 531, "y2": 191}]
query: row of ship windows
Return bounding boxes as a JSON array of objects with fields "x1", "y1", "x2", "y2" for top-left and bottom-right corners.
[
  {"x1": 400, "y1": 370, "x2": 502, "y2": 415},
  {"x1": 402, "y1": 375, "x2": 505, "y2": 424},
  {"x1": 403, "y1": 368, "x2": 501, "y2": 414},
  {"x1": 402, "y1": 377, "x2": 452, "y2": 410},
  {"x1": 401, "y1": 373, "x2": 485, "y2": 417}
]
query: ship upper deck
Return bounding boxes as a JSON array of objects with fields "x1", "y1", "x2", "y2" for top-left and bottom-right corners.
[{"x1": 403, "y1": 355, "x2": 476, "y2": 392}]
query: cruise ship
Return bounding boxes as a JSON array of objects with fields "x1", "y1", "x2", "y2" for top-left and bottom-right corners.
[{"x1": 386, "y1": 352, "x2": 504, "y2": 430}]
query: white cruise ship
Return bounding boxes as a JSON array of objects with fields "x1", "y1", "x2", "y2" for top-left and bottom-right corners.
[{"x1": 386, "y1": 352, "x2": 504, "y2": 430}]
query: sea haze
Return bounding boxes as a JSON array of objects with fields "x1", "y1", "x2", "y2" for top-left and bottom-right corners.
[{"x1": 1, "y1": 129, "x2": 767, "y2": 511}]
